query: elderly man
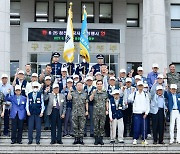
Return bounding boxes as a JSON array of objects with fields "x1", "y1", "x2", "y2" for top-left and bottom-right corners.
[
  {"x1": 45, "y1": 83, "x2": 66, "y2": 144},
  {"x1": 0, "y1": 74, "x2": 14, "y2": 136}
]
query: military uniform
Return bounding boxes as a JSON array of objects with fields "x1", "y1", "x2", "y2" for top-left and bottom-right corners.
[
  {"x1": 167, "y1": 72, "x2": 180, "y2": 93},
  {"x1": 71, "y1": 91, "x2": 88, "y2": 138},
  {"x1": 91, "y1": 54, "x2": 104, "y2": 75},
  {"x1": 24, "y1": 72, "x2": 32, "y2": 82},
  {"x1": 51, "y1": 52, "x2": 62, "y2": 79},
  {"x1": 93, "y1": 90, "x2": 108, "y2": 137}
]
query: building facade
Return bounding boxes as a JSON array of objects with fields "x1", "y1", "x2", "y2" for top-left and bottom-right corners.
[{"x1": 0, "y1": 0, "x2": 180, "y2": 80}]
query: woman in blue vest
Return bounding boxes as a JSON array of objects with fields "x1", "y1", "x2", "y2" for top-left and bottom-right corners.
[
  {"x1": 26, "y1": 82, "x2": 45, "y2": 144},
  {"x1": 109, "y1": 89, "x2": 125, "y2": 144},
  {"x1": 5, "y1": 85, "x2": 27, "y2": 144}
]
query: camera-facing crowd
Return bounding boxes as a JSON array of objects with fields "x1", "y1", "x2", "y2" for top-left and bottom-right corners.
[{"x1": 0, "y1": 52, "x2": 179, "y2": 146}]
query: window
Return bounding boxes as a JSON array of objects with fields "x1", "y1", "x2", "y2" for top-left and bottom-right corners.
[
  {"x1": 35, "y1": 1, "x2": 49, "y2": 22},
  {"x1": 171, "y1": 4, "x2": 180, "y2": 28},
  {"x1": 54, "y1": 2, "x2": 67, "y2": 22},
  {"x1": 10, "y1": 1, "x2": 20, "y2": 25},
  {"x1": 81, "y1": 2, "x2": 94, "y2": 23},
  {"x1": 99, "y1": 3, "x2": 112, "y2": 23},
  {"x1": 10, "y1": 60, "x2": 19, "y2": 83},
  {"x1": 127, "y1": 62, "x2": 142, "y2": 77},
  {"x1": 127, "y1": 4, "x2": 139, "y2": 27}
]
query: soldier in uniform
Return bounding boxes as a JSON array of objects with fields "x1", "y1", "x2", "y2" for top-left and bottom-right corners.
[
  {"x1": 67, "y1": 82, "x2": 88, "y2": 145},
  {"x1": 50, "y1": 52, "x2": 62, "y2": 79},
  {"x1": 91, "y1": 54, "x2": 104, "y2": 75},
  {"x1": 75, "y1": 55, "x2": 89, "y2": 76},
  {"x1": 165, "y1": 64, "x2": 180, "y2": 94},
  {"x1": 90, "y1": 80, "x2": 109, "y2": 145},
  {"x1": 24, "y1": 64, "x2": 32, "y2": 82}
]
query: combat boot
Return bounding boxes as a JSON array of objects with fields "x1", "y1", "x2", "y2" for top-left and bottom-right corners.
[
  {"x1": 99, "y1": 136, "x2": 104, "y2": 145},
  {"x1": 79, "y1": 137, "x2": 84, "y2": 145},
  {"x1": 73, "y1": 137, "x2": 79, "y2": 144},
  {"x1": 94, "y1": 136, "x2": 98, "y2": 145}
]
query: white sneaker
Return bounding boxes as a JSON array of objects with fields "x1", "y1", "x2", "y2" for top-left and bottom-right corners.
[
  {"x1": 147, "y1": 134, "x2": 151, "y2": 138},
  {"x1": 170, "y1": 140, "x2": 174, "y2": 144},
  {"x1": 142, "y1": 140, "x2": 148, "y2": 145},
  {"x1": 133, "y1": 139, "x2": 137, "y2": 145}
]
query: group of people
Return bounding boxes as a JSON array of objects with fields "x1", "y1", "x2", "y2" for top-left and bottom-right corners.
[{"x1": 0, "y1": 52, "x2": 179, "y2": 146}]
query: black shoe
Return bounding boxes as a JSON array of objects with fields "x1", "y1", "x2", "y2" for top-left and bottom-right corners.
[
  {"x1": 153, "y1": 141, "x2": 157, "y2": 145},
  {"x1": 84, "y1": 133, "x2": 87, "y2": 137},
  {"x1": 73, "y1": 137, "x2": 79, "y2": 144},
  {"x1": 28, "y1": 141, "x2": 32, "y2": 144},
  {"x1": 70, "y1": 134, "x2": 74, "y2": 137},
  {"x1": 36, "y1": 141, "x2": 40, "y2": 144},
  {"x1": 79, "y1": 137, "x2": 84, "y2": 145},
  {"x1": 50, "y1": 141, "x2": 56, "y2": 144},
  {"x1": 57, "y1": 141, "x2": 63, "y2": 144},
  {"x1": 90, "y1": 134, "x2": 94, "y2": 137},
  {"x1": 11, "y1": 141, "x2": 15, "y2": 144},
  {"x1": 94, "y1": 137, "x2": 98, "y2": 145},
  {"x1": 18, "y1": 141, "x2": 22, "y2": 144},
  {"x1": 159, "y1": 142, "x2": 165, "y2": 144},
  {"x1": 44, "y1": 127, "x2": 49, "y2": 130},
  {"x1": 99, "y1": 136, "x2": 104, "y2": 145},
  {"x1": 110, "y1": 140, "x2": 115, "y2": 144}
]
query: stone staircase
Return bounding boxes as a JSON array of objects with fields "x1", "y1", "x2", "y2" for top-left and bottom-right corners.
[{"x1": 0, "y1": 121, "x2": 179, "y2": 153}]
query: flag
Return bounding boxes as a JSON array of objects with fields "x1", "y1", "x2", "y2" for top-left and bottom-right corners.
[
  {"x1": 63, "y1": 3, "x2": 74, "y2": 63},
  {"x1": 80, "y1": 6, "x2": 90, "y2": 63}
]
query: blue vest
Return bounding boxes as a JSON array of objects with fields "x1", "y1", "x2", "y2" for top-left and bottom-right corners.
[
  {"x1": 16, "y1": 79, "x2": 27, "y2": 97},
  {"x1": 51, "y1": 62, "x2": 62, "y2": 78},
  {"x1": 63, "y1": 89, "x2": 73, "y2": 109},
  {"x1": 107, "y1": 85, "x2": 119, "y2": 99},
  {"x1": 84, "y1": 85, "x2": 96, "y2": 105},
  {"x1": 28, "y1": 92, "x2": 42, "y2": 115},
  {"x1": 110, "y1": 97, "x2": 123, "y2": 120}
]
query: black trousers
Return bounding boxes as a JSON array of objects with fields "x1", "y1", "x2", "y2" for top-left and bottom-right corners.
[
  {"x1": 11, "y1": 114, "x2": 24, "y2": 142},
  {"x1": 4, "y1": 109, "x2": 10, "y2": 135},
  {"x1": 152, "y1": 108, "x2": 165, "y2": 143},
  {"x1": 50, "y1": 108, "x2": 62, "y2": 142}
]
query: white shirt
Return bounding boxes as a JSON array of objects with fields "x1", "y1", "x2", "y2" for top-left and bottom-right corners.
[
  {"x1": 128, "y1": 91, "x2": 150, "y2": 115},
  {"x1": 53, "y1": 93, "x2": 60, "y2": 107}
]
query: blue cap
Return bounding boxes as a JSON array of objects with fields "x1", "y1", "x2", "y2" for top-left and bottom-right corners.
[
  {"x1": 96, "y1": 54, "x2": 104, "y2": 59},
  {"x1": 52, "y1": 52, "x2": 60, "y2": 57}
]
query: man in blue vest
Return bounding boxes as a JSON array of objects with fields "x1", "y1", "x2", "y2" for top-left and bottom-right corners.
[
  {"x1": 109, "y1": 89, "x2": 125, "y2": 144},
  {"x1": 51, "y1": 52, "x2": 62, "y2": 79},
  {"x1": 84, "y1": 76, "x2": 96, "y2": 137},
  {"x1": 165, "y1": 84, "x2": 180, "y2": 144},
  {"x1": 26, "y1": 82, "x2": 45, "y2": 144},
  {"x1": 91, "y1": 54, "x2": 104, "y2": 75},
  {"x1": 5, "y1": 85, "x2": 27, "y2": 144}
]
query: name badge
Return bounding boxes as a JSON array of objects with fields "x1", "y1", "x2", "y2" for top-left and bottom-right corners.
[
  {"x1": 21, "y1": 101, "x2": 25, "y2": 105},
  {"x1": 61, "y1": 100, "x2": 64, "y2": 103},
  {"x1": 178, "y1": 98, "x2": 180, "y2": 101},
  {"x1": 29, "y1": 99, "x2": 32, "y2": 101},
  {"x1": 37, "y1": 101, "x2": 41, "y2": 103},
  {"x1": 37, "y1": 98, "x2": 40, "y2": 101},
  {"x1": 112, "y1": 104, "x2": 115, "y2": 106},
  {"x1": 22, "y1": 88, "x2": 25, "y2": 90},
  {"x1": 119, "y1": 107, "x2": 122, "y2": 109}
]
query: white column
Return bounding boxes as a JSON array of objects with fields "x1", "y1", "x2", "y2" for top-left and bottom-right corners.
[
  {"x1": 0, "y1": 0, "x2": 10, "y2": 76},
  {"x1": 142, "y1": 0, "x2": 167, "y2": 75}
]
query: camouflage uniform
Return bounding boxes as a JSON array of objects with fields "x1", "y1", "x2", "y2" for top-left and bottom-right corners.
[
  {"x1": 167, "y1": 72, "x2": 180, "y2": 93},
  {"x1": 0, "y1": 92, "x2": 5, "y2": 135},
  {"x1": 71, "y1": 91, "x2": 88, "y2": 137},
  {"x1": 93, "y1": 90, "x2": 108, "y2": 137}
]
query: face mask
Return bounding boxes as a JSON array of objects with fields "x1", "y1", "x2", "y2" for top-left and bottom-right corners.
[
  {"x1": 33, "y1": 88, "x2": 38, "y2": 92},
  {"x1": 143, "y1": 88, "x2": 148, "y2": 92}
]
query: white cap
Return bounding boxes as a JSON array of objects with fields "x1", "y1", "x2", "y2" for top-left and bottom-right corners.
[
  {"x1": 32, "y1": 81, "x2": 39, "y2": 87},
  {"x1": 156, "y1": 85, "x2": 163, "y2": 91},
  {"x1": 111, "y1": 89, "x2": 120, "y2": 95},
  {"x1": 126, "y1": 77, "x2": 132, "y2": 83},
  {"x1": 1, "y1": 74, "x2": 8, "y2": 78},
  {"x1": 61, "y1": 67, "x2": 67, "y2": 72},
  {"x1": 137, "y1": 81, "x2": 144, "y2": 86},
  {"x1": 15, "y1": 85, "x2": 21, "y2": 91},
  {"x1": 135, "y1": 75, "x2": 142, "y2": 80},
  {"x1": 109, "y1": 76, "x2": 116, "y2": 81},
  {"x1": 67, "y1": 78, "x2": 73, "y2": 83},
  {"x1": 120, "y1": 69, "x2": 126, "y2": 73},
  {"x1": 157, "y1": 74, "x2": 164, "y2": 79},
  {"x1": 53, "y1": 83, "x2": 59, "y2": 89},
  {"x1": 73, "y1": 74, "x2": 79, "y2": 79},
  {"x1": 32, "y1": 73, "x2": 38, "y2": 77},
  {"x1": 143, "y1": 83, "x2": 148, "y2": 88},
  {"x1": 137, "y1": 67, "x2": 143, "y2": 71},
  {"x1": 95, "y1": 72, "x2": 102, "y2": 76},
  {"x1": 18, "y1": 70, "x2": 25, "y2": 75},
  {"x1": 170, "y1": 84, "x2": 177, "y2": 89},
  {"x1": 45, "y1": 76, "x2": 51, "y2": 80},
  {"x1": 152, "y1": 63, "x2": 159, "y2": 68},
  {"x1": 86, "y1": 76, "x2": 93, "y2": 81}
]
